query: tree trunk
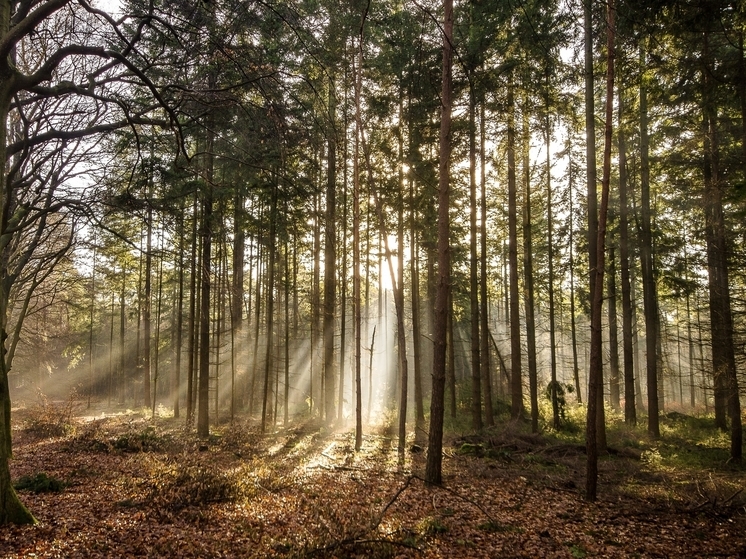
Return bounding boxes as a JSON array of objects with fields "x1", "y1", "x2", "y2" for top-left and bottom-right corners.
[
  {"x1": 545, "y1": 82, "x2": 560, "y2": 430},
  {"x1": 469, "y1": 82, "x2": 482, "y2": 431},
  {"x1": 522, "y1": 102, "x2": 538, "y2": 433},
  {"x1": 262, "y1": 186, "x2": 278, "y2": 434},
  {"x1": 0, "y1": 74, "x2": 36, "y2": 525},
  {"x1": 587, "y1": 0, "x2": 615, "y2": 502},
  {"x1": 143, "y1": 204, "x2": 153, "y2": 410},
  {"x1": 324, "y1": 78, "x2": 337, "y2": 425},
  {"x1": 507, "y1": 74, "x2": 523, "y2": 420},
  {"x1": 426, "y1": 0, "x2": 453, "y2": 485},
  {"x1": 480, "y1": 97, "x2": 494, "y2": 426},
  {"x1": 639, "y1": 42, "x2": 660, "y2": 438},
  {"x1": 186, "y1": 193, "x2": 199, "y2": 425},
  {"x1": 702, "y1": 30, "x2": 742, "y2": 460},
  {"x1": 353, "y1": 25, "x2": 364, "y2": 451},
  {"x1": 608, "y1": 247, "x2": 621, "y2": 411},
  {"x1": 618, "y1": 79, "x2": 636, "y2": 425},
  {"x1": 197, "y1": 124, "x2": 214, "y2": 438},
  {"x1": 568, "y1": 150, "x2": 582, "y2": 403}
]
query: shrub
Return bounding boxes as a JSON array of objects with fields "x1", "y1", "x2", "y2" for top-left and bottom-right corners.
[
  {"x1": 14, "y1": 472, "x2": 67, "y2": 493},
  {"x1": 146, "y1": 458, "x2": 253, "y2": 509},
  {"x1": 24, "y1": 389, "x2": 80, "y2": 438}
]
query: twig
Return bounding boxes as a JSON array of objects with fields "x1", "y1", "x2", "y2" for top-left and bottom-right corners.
[
  {"x1": 722, "y1": 488, "x2": 743, "y2": 506},
  {"x1": 410, "y1": 474, "x2": 499, "y2": 526},
  {"x1": 371, "y1": 475, "x2": 416, "y2": 530}
]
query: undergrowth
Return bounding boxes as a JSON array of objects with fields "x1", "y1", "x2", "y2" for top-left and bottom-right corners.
[{"x1": 23, "y1": 389, "x2": 81, "y2": 438}]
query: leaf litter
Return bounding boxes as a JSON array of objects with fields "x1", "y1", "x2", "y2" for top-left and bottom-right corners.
[{"x1": 1, "y1": 409, "x2": 745, "y2": 558}]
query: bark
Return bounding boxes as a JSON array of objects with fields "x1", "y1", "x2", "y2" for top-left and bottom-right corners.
[
  {"x1": 507, "y1": 74, "x2": 523, "y2": 420},
  {"x1": 143, "y1": 204, "x2": 152, "y2": 410},
  {"x1": 186, "y1": 194, "x2": 199, "y2": 425},
  {"x1": 639, "y1": 43, "x2": 660, "y2": 438},
  {"x1": 196, "y1": 200, "x2": 212, "y2": 437},
  {"x1": 323, "y1": 78, "x2": 337, "y2": 425},
  {"x1": 480, "y1": 97, "x2": 494, "y2": 426},
  {"x1": 152, "y1": 231, "x2": 164, "y2": 417},
  {"x1": 618, "y1": 81, "x2": 636, "y2": 425},
  {"x1": 702, "y1": 30, "x2": 742, "y2": 460},
  {"x1": 197, "y1": 124, "x2": 214, "y2": 438},
  {"x1": 426, "y1": 0, "x2": 453, "y2": 486},
  {"x1": 522, "y1": 103, "x2": 538, "y2": 434},
  {"x1": 469, "y1": 82, "x2": 482, "y2": 431},
  {"x1": 0, "y1": 64, "x2": 36, "y2": 525},
  {"x1": 587, "y1": 0, "x2": 615, "y2": 502},
  {"x1": 584, "y1": 0, "x2": 605, "y2": 451},
  {"x1": 608, "y1": 247, "x2": 621, "y2": 411},
  {"x1": 568, "y1": 151, "x2": 582, "y2": 403},
  {"x1": 261, "y1": 186, "x2": 278, "y2": 434},
  {"x1": 353, "y1": 24, "x2": 363, "y2": 451},
  {"x1": 545, "y1": 84, "x2": 560, "y2": 430},
  {"x1": 411, "y1": 182, "x2": 425, "y2": 429},
  {"x1": 173, "y1": 212, "x2": 185, "y2": 418}
]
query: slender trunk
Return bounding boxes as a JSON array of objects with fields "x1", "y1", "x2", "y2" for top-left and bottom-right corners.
[
  {"x1": 197, "y1": 125, "x2": 214, "y2": 438},
  {"x1": 480, "y1": 98, "x2": 494, "y2": 426},
  {"x1": 568, "y1": 151, "x2": 582, "y2": 402},
  {"x1": 587, "y1": 0, "x2": 615, "y2": 501},
  {"x1": 469, "y1": 82, "x2": 482, "y2": 431},
  {"x1": 608, "y1": 247, "x2": 621, "y2": 411},
  {"x1": 411, "y1": 181, "x2": 425, "y2": 429},
  {"x1": 618, "y1": 80, "x2": 636, "y2": 425},
  {"x1": 507, "y1": 74, "x2": 523, "y2": 420},
  {"x1": 186, "y1": 194, "x2": 199, "y2": 425},
  {"x1": 324, "y1": 78, "x2": 337, "y2": 425},
  {"x1": 119, "y1": 268, "x2": 126, "y2": 404},
  {"x1": 88, "y1": 243, "x2": 96, "y2": 409},
  {"x1": 143, "y1": 207, "x2": 152, "y2": 410},
  {"x1": 447, "y1": 289, "x2": 456, "y2": 418},
  {"x1": 312, "y1": 189, "x2": 321, "y2": 417},
  {"x1": 545, "y1": 85, "x2": 560, "y2": 430},
  {"x1": 585, "y1": 0, "x2": 606, "y2": 450},
  {"x1": 426, "y1": 0, "x2": 453, "y2": 485},
  {"x1": 353, "y1": 27, "x2": 363, "y2": 450},
  {"x1": 250, "y1": 224, "x2": 264, "y2": 417},
  {"x1": 338, "y1": 120, "x2": 348, "y2": 425},
  {"x1": 262, "y1": 186, "x2": 278, "y2": 434},
  {"x1": 152, "y1": 232, "x2": 164, "y2": 417},
  {"x1": 173, "y1": 212, "x2": 185, "y2": 418},
  {"x1": 522, "y1": 102, "x2": 538, "y2": 433},
  {"x1": 639, "y1": 42, "x2": 660, "y2": 438}
]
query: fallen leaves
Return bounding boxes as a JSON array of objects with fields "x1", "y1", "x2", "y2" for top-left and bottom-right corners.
[{"x1": 1, "y1": 410, "x2": 745, "y2": 558}]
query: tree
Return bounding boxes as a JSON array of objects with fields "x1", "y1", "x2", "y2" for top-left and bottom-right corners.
[
  {"x1": 426, "y1": 0, "x2": 454, "y2": 486},
  {"x1": 0, "y1": 0, "x2": 176, "y2": 524},
  {"x1": 587, "y1": 0, "x2": 615, "y2": 502}
]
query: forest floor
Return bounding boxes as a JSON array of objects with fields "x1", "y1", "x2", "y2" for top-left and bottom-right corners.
[{"x1": 2, "y1": 399, "x2": 746, "y2": 558}]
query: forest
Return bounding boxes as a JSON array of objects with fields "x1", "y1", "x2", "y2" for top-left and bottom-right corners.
[{"x1": 1, "y1": 0, "x2": 746, "y2": 556}]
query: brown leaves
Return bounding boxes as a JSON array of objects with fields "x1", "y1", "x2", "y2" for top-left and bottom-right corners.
[{"x1": 2, "y1": 413, "x2": 746, "y2": 558}]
